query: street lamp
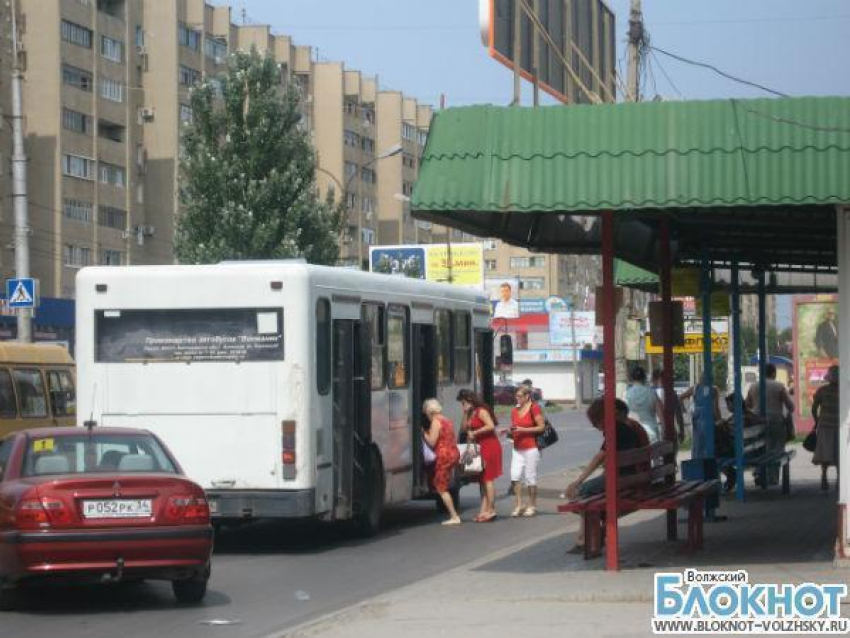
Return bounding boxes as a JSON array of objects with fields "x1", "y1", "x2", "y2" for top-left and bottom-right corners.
[{"x1": 316, "y1": 144, "x2": 403, "y2": 268}]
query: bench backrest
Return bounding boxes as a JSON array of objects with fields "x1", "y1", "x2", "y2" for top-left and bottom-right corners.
[{"x1": 615, "y1": 440, "x2": 677, "y2": 493}]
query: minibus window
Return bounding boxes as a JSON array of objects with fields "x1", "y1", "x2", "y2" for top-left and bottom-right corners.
[
  {"x1": 0, "y1": 370, "x2": 16, "y2": 418},
  {"x1": 47, "y1": 370, "x2": 76, "y2": 416},
  {"x1": 13, "y1": 369, "x2": 48, "y2": 418},
  {"x1": 316, "y1": 298, "x2": 331, "y2": 395}
]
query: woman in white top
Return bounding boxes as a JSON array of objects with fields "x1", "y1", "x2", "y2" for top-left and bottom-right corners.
[{"x1": 625, "y1": 366, "x2": 664, "y2": 443}]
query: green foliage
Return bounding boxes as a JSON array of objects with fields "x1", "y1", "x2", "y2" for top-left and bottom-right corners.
[{"x1": 176, "y1": 49, "x2": 342, "y2": 264}]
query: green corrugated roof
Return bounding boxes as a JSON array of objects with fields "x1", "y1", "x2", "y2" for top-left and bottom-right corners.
[
  {"x1": 412, "y1": 97, "x2": 850, "y2": 271},
  {"x1": 413, "y1": 97, "x2": 850, "y2": 213},
  {"x1": 615, "y1": 260, "x2": 658, "y2": 289}
]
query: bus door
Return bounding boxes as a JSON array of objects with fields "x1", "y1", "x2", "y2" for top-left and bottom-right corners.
[
  {"x1": 475, "y1": 330, "x2": 495, "y2": 407},
  {"x1": 411, "y1": 324, "x2": 436, "y2": 495},
  {"x1": 332, "y1": 319, "x2": 370, "y2": 519}
]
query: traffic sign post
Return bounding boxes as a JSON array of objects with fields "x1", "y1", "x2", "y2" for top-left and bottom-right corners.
[{"x1": 6, "y1": 278, "x2": 36, "y2": 309}]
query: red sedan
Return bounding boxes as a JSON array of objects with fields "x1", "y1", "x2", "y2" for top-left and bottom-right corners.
[{"x1": 0, "y1": 427, "x2": 212, "y2": 610}]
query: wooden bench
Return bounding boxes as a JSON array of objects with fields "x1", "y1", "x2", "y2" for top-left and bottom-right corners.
[
  {"x1": 557, "y1": 441, "x2": 719, "y2": 560},
  {"x1": 717, "y1": 423, "x2": 795, "y2": 495}
]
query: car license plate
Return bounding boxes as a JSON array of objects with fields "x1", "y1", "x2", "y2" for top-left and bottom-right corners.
[
  {"x1": 82, "y1": 499, "x2": 153, "y2": 519},
  {"x1": 208, "y1": 499, "x2": 218, "y2": 514}
]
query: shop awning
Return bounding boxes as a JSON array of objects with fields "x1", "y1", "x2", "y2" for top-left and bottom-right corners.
[{"x1": 412, "y1": 97, "x2": 850, "y2": 272}]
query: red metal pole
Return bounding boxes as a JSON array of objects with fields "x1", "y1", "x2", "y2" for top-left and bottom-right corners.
[
  {"x1": 660, "y1": 218, "x2": 675, "y2": 442},
  {"x1": 602, "y1": 210, "x2": 619, "y2": 571}
]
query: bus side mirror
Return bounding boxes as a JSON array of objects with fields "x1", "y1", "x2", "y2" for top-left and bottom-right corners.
[{"x1": 499, "y1": 335, "x2": 513, "y2": 367}]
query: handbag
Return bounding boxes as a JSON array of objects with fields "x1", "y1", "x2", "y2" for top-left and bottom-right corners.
[
  {"x1": 537, "y1": 419, "x2": 559, "y2": 450},
  {"x1": 783, "y1": 414, "x2": 796, "y2": 444},
  {"x1": 422, "y1": 439, "x2": 436, "y2": 466},
  {"x1": 803, "y1": 429, "x2": 817, "y2": 453},
  {"x1": 458, "y1": 441, "x2": 484, "y2": 477}
]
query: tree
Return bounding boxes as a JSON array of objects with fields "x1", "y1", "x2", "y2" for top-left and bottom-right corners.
[{"x1": 176, "y1": 49, "x2": 341, "y2": 264}]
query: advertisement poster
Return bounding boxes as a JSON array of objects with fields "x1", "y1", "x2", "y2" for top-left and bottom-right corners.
[
  {"x1": 548, "y1": 311, "x2": 597, "y2": 347},
  {"x1": 425, "y1": 243, "x2": 484, "y2": 286},
  {"x1": 369, "y1": 246, "x2": 426, "y2": 279},
  {"x1": 793, "y1": 295, "x2": 838, "y2": 428},
  {"x1": 484, "y1": 277, "x2": 521, "y2": 319}
]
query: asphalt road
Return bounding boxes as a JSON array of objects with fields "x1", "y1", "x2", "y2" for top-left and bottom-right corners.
[{"x1": 3, "y1": 409, "x2": 599, "y2": 638}]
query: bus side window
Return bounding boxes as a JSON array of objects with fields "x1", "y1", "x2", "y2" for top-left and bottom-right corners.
[
  {"x1": 453, "y1": 312, "x2": 471, "y2": 384},
  {"x1": 13, "y1": 369, "x2": 48, "y2": 418},
  {"x1": 362, "y1": 303, "x2": 386, "y2": 390},
  {"x1": 0, "y1": 370, "x2": 17, "y2": 418},
  {"x1": 387, "y1": 305, "x2": 409, "y2": 389},
  {"x1": 316, "y1": 298, "x2": 331, "y2": 395},
  {"x1": 435, "y1": 309, "x2": 453, "y2": 386},
  {"x1": 47, "y1": 370, "x2": 76, "y2": 417}
]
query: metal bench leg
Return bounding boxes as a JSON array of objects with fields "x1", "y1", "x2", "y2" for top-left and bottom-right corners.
[
  {"x1": 666, "y1": 509, "x2": 677, "y2": 541},
  {"x1": 782, "y1": 462, "x2": 790, "y2": 495},
  {"x1": 695, "y1": 498, "x2": 704, "y2": 550},
  {"x1": 687, "y1": 499, "x2": 704, "y2": 552}
]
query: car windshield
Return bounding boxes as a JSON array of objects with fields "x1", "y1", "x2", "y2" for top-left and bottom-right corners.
[{"x1": 22, "y1": 432, "x2": 178, "y2": 477}]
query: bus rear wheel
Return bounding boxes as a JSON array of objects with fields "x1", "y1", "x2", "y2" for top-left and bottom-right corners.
[{"x1": 352, "y1": 450, "x2": 384, "y2": 537}]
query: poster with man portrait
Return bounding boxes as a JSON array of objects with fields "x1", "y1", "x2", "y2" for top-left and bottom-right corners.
[
  {"x1": 793, "y1": 295, "x2": 838, "y2": 428},
  {"x1": 484, "y1": 277, "x2": 520, "y2": 319}
]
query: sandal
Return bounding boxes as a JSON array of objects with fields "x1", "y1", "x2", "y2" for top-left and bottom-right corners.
[
  {"x1": 475, "y1": 512, "x2": 497, "y2": 523},
  {"x1": 522, "y1": 507, "x2": 537, "y2": 517},
  {"x1": 441, "y1": 517, "x2": 462, "y2": 526},
  {"x1": 511, "y1": 507, "x2": 525, "y2": 517}
]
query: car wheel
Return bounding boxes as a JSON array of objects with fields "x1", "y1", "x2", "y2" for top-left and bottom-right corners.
[
  {"x1": 352, "y1": 450, "x2": 384, "y2": 537},
  {"x1": 172, "y1": 572, "x2": 209, "y2": 604}
]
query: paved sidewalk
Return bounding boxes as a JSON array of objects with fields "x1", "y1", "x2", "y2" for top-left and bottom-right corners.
[{"x1": 278, "y1": 446, "x2": 848, "y2": 638}]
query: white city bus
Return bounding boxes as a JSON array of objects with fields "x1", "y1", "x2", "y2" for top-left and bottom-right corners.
[{"x1": 75, "y1": 262, "x2": 493, "y2": 533}]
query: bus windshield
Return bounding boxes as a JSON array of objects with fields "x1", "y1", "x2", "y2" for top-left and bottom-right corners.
[{"x1": 95, "y1": 308, "x2": 284, "y2": 363}]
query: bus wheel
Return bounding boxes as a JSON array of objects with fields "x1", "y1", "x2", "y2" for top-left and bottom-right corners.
[{"x1": 353, "y1": 450, "x2": 384, "y2": 537}]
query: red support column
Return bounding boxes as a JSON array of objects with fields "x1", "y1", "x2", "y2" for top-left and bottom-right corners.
[
  {"x1": 602, "y1": 210, "x2": 620, "y2": 571},
  {"x1": 660, "y1": 219, "x2": 675, "y2": 442}
]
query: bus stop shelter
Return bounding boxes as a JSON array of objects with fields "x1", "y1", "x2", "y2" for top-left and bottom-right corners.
[{"x1": 411, "y1": 96, "x2": 850, "y2": 571}]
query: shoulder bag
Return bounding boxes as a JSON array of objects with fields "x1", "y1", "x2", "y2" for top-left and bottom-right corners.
[
  {"x1": 803, "y1": 428, "x2": 817, "y2": 453},
  {"x1": 458, "y1": 441, "x2": 484, "y2": 477},
  {"x1": 537, "y1": 419, "x2": 559, "y2": 450}
]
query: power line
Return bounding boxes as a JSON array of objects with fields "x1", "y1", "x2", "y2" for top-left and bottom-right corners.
[
  {"x1": 649, "y1": 50, "x2": 684, "y2": 100},
  {"x1": 650, "y1": 45, "x2": 788, "y2": 98},
  {"x1": 652, "y1": 14, "x2": 850, "y2": 27}
]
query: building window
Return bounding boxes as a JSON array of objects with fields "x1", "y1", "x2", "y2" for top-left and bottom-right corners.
[
  {"x1": 179, "y1": 104, "x2": 193, "y2": 124},
  {"x1": 61, "y1": 21, "x2": 92, "y2": 48},
  {"x1": 100, "y1": 35, "x2": 124, "y2": 62},
  {"x1": 360, "y1": 137, "x2": 375, "y2": 154},
  {"x1": 98, "y1": 120, "x2": 125, "y2": 143},
  {"x1": 361, "y1": 196, "x2": 375, "y2": 214},
  {"x1": 402, "y1": 181, "x2": 413, "y2": 196},
  {"x1": 417, "y1": 130, "x2": 428, "y2": 146},
  {"x1": 63, "y1": 244, "x2": 92, "y2": 268},
  {"x1": 519, "y1": 277, "x2": 545, "y2": 291},
  {"x1": 62, "y1": 65, "x2": 93, "y2": 91},
  {"x1": 99, "y1": 162, "x2": 125, "y2": 188},
  {"x1": 345, "y1": 192, "x2": 357, "y2": 209},
  {"x1": 483, "y1": 239, "x2": 497, "y2": 251},
  {"x1": 402, "y1": 122, "x2": 415, "y2": 141},
  {"x1": 63, "y1": 198, "x2": 93, "y2": 224},
  {"x1": 510, "y1": 256, "x2": 546, "y2": 269},
  {"x1": 178, "y1": 23, "x2": 201, "y2": 51},
  {"x1": 344, "y1": 101, "x2": 358, "y2": 116},
  {"x1": 344, "y1": 129, "x2": 360, "y2": 148},
  {"x1": 361, "y1": 227, "x2": 375, "y2": 245},
  {"x1": 135, "y1": 25, "x2": 145, "y2": 47},
  {"x1": 361, "y1": 167, "x2": 376, "y2": 184},
  {"x1": 99, "y1": 205, "x2": 126, "y2": 229},
  {"x1": 97, "y1": 0, "x2": 125, "y2": 19},
  {"x1": 363, "y1": 107, "x2": 375, "y2": 125},
  {"x1": 102, "y1": 249, "x2": 124, "y2": 266},
  {"x1": 62, "y1": 108, "x2": 92, "y2": 134},
  {"x1": 402, "y1": 154, "x2": 416, "y2": 169},
  {"x1": 179, "y1": 65, "x2": 201, "y2": 87},
  {"x1": 100, "y1": 77, "x2": 123, "y2": 102},
  {"x1": 204, "y1": 36, "x2": 227, "y2": 61},
  {"x1": 62, "y1": 154, "x2": 95, "y2": 180},
  {"x1": 485, "y1": 259, "x2": 497, "y2": 271},
  {"x1": 344, "y1": 161, "x2": 357, "y2": 179}
]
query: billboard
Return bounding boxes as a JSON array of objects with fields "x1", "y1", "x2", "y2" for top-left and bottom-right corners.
[
  {"x1": 370, "y1": 243, "x2": 483, "y2": 288},
  {"x1": 549, "y1": 310, "x2": 597, "y2": 347},
  {"x1": 793, "y1": 295, "x2": 838, "y2": 430},
  {"x1": 645, "y1": 319, "x2": 729, "y2": 355},
  {"x1": 481, "y1": 0, "x2": 616, "y2": 104},
  {"x1": 484, "y1": 277, "x2": 521, "y2": 319}
]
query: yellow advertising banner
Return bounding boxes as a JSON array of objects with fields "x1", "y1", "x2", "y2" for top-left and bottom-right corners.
[
  {"x1": 425, "y1": 244, "x2": 484, "y2": 286},
  {"x1": 646, "y1": 332, "x2": 728, "y2": 355}
]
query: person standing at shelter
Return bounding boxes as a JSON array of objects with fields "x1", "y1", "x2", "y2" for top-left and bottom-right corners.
[
  {"x1": 812, "y1": 365, "x2": 840, "y2": 491},
  {"x1": 651, "y1": 368, "x2": 686, "y2": 443},
  {"x1": 457, "y1": 389, "x2": 502, "y2": 522},
  {"x1": 625, "y1": 366, "x2": 664, "y2": 443},
  {"x1": 745, "y1": 363, "x2": 794, "y2": 486},
  {"x1": 509, "y1": 385, "x2": 546, "y2": 517}
]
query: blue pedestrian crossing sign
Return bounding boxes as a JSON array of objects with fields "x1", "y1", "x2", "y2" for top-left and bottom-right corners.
[{"x1": 6, "y1": 278, "x2": 36, "y2": 309}]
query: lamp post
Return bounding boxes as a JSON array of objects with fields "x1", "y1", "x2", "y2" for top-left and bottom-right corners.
[{"x1": 316, "y1": 144, "x2": 403, "y2": 269}]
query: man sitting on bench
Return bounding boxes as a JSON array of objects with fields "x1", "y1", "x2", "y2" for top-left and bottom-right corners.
[{"x1": 563, "y1": 397, "x2": 649, "y2": 554}]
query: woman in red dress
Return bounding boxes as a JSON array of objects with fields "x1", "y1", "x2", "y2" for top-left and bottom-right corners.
[
  {"x1": 457, "y1": 389, "x2": 502, "y2": 522},
  {"x1": 423, "y1": 398, "x2": 461, "y2": 525}
]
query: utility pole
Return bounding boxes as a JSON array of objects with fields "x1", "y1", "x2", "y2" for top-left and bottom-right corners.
[
  {"x1": 512, "y1": 0, "x2": 522, "y2": 105},
  {"x1": 10, "y1": 0, "x2": 32, "y2": 343},
  {"x1": 626, "y1": 0, "x2": 643, "y2": 103}
]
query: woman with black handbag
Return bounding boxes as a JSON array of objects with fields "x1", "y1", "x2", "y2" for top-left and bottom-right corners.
[
  {"x1": 812, "y1": 365, "x2": 840, "y2": 491},
  {"x1": 509, "y1": 386, "x2": 546, "y2": 517}
]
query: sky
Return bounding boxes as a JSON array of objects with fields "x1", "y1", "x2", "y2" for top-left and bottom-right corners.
[
  {"x1": 233, "y1": 0, "x2": 847, "y2": 329},
  {"x1": 236, "y1": 0, "x2": 850, "y2": 106}
]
